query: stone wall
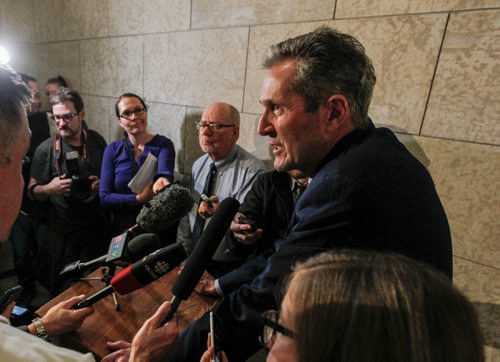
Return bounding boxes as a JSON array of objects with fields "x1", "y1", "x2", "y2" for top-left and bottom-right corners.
[{"x1": 1, "y1": 0, "x2": 498, "y2": 358}]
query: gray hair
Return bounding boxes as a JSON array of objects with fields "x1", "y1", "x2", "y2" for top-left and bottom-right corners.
[
  {"x1": 262, "y1": 26, "x2": 376, "y2": 129},
  {"x1": 0, "y1": 65, "x2": 31, "y2": 167}
]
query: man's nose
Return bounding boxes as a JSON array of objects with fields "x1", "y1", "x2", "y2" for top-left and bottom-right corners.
[{"x1": 258, "y1": 109, "x2": 275, "y2": 136}]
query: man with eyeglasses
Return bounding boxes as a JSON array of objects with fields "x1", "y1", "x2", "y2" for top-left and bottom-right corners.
[
  {"x1": 8, "y1": 73, "x2": 54, "y2": 305},
  {"x1": 176, "y1": 102, "x2": 267, "y2": 277},
  {"x1": 27, "y1": 87, "x2": 110, "y2": 295}
]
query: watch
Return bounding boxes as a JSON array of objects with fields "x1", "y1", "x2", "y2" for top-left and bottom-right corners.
[{"x1": 32, "y1": 317, "x2": 50, "y2": 341}]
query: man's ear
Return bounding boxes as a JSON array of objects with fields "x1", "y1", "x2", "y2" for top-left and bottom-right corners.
[
  {"x1": 79, "y1": 109, "x2": 86, "y2": 121},
  {"x1": 325, "y1": 94, "x2": 350, "y2": 124}
]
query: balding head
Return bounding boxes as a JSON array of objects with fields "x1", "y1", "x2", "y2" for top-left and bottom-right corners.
[{"x1": 198, "y1": 102, "x2": 240, "y2": 161}]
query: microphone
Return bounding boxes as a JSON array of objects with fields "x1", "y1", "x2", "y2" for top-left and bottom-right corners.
[
  {"x1": 136, "y1": 183, "x2": 194, "y2": 233},
  {"x1": 161, "y1": 197, "x2": 240, "y2": 324},
  {"x1": 59, "y1": 233, "x2": 161, "y2": 276},
  {"x1": 74, "y1": 242, "x2": 187, "y2": 309}
]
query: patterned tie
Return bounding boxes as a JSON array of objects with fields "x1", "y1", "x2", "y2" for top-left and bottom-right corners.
[
  {"x1": 191, "y1": 163, "x2": 217, "y2": 242},
  {"x1": 293, "y1": 182, "x2": 307, "y2": 205}
]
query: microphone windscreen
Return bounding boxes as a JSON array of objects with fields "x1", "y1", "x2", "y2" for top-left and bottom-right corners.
[
  {"x1": 111, "y1": 242, "x2": 186, "y2": 295},
  {"x1": 126, "y1": 233, "x2": 161, "y2": 258},
  {"x1": 172, "y1": 197, "x2": 239, "y2": 300},
  {"x1": 136, "y1": 184, "x2": 194, "y2": 233}
]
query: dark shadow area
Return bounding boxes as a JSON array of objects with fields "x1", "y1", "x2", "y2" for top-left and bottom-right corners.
[{"x1": 473, "y1": 301, "x2": 500, "y2": 349}]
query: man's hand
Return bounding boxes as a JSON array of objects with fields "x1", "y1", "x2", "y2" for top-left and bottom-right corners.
[
  {"x1": 195, "y1": 271, "x2": 218, "y2": 296},
  {"x1": 1, "y1": 301, "x2": 15, "y2": 319},
  {"x1": 102, "y1": 341, "x2": 131, "y2": 362},
  {"x1": 28, "y1": 295, "x2": 94, "y2": 337},
  {"x1": 200, "y1": 332, "x2": 229, "y2": 362},
  {"x1": 198, "y1": 195, "x2": 219, "y2": 219},
  {"x1": 130, "y1": 301, "x2": 179, "y2": 362},
  {"x1": 152, "y1": 177, "x2": 170, "y2": 194},
  {"x1": 88, "y1": 175, "x2": 100, "y2": 191},
  {"x1": 44, "y1": 174, "x2": 72, "y2": 196},
  {"x1": 230, "y1": 213, "x2": 263, "y2": 245}
]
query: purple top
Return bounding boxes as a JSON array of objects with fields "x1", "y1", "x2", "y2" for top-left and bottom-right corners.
[{"x1": 99, "y1": 134, "x2": 175, "y2": 230}]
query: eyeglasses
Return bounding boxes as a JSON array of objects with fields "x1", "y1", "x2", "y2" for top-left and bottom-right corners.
[
  {"x1": 51, "y1": 112, "x2": 78, "y2": 122},
  {"x1": 260, "y1": 310, "x2": 294, "y2": 347},
  {"x1": 120, "y1": 107, "x2": 147, "y2": 120},
  {"x1": 46, "y1": 90, "x2": 58, "y2": 97},
  {"x1": 194, "y1": 121, "x2": 236, "y2": 131}
]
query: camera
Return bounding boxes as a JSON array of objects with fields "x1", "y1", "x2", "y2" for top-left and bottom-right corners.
[
  {"x1": 70, "y1": 176, "x2": 92, "y2": 200},
  {"x1": 65, "y1": 151, "x2": 93, "y2": 201}
]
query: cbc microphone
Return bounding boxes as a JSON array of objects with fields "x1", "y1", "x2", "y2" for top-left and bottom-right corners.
[
  {"x1": 74, "y1": 242, "x2": 187, "y2": 309},
  {"x1": 135, "y1": 183, "x2": 194, "y2": 233},
  {"x1": 59, "y1": 233, "x2": 161, "y2": 276},
  {"x1": 161, "y1": 197, "x2": 240, "y2": 324}
]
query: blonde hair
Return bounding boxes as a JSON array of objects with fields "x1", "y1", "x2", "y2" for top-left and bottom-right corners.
[{"x1": 286, "y1": 250, "x2": 484, "y2": 362}]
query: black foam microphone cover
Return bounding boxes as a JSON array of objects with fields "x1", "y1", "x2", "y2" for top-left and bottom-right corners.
[
  {"x1": 136, "y1": 183, "x2": 194, "y2": 233},
  {"x1": 172, "y1": 197, "x2": 240, "y2": 300}
]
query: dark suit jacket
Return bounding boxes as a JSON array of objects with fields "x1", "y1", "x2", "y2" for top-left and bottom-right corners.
[
  {"x1": 166, "y1": 124, "x2": 452, "y2": 361},
  {"x1": 218, "y1": 170, "x2": 294, "y2": 294}
]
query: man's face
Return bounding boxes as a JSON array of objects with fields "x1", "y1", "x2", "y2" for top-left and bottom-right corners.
[
  {"x1": 52, "y1": 101, "x2": 83, "y2": 142},
  {"x1": 198, "y1": 104, "x2": 239, "y2": 161},
  {"x1": 0, "y1": 116, "x2": 29, "y2": 242},
  {"x1": 258, "y1": 59, "x2": 328, "y2": 176},
  {"x1": 27, "y1": 80, "x2": 41, "y2": 114}
]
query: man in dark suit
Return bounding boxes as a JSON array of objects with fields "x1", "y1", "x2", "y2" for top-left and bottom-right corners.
[
  {"x1": 103, "y1": 26, "x2": 452, "y2": 361},
  {"x1": 194, "y1": 169, "x2": 307, "y2": 297}
]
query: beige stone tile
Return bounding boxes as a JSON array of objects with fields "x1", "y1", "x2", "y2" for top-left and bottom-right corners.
[
  {"x1": 51, "y1": 0, "x2": 108, "y2": 40},
  {"x1": 0, "y1": 0, "x2": 35, "y2": 43},
  {"x1": 191, "y1": 0, "x2": 334, "y2": 28},
  {"x1": 485, "y1": 346, "x2": 500, "y2": 362},
  {"x1": 180, "y1": 106, "x2": 205, "y2": 175},
  {"x1": 80, "y1": 36, "x2": 143, "y2": 97},
  {"x1": 422, "y1": 10, "x2": 500, "y2": 144},
  {"x1": 397, "y1": 134, "x2": 500, "y2": 268},
  {"x1": 33, "y1": 0, "x2": 56, "y2": 43},
  {"x1": 336, "y1": 0, "x2": 500, "y2": 17},
  {"x1": 83, "y1": 94, "x2": 112, "y2": 142},
  {"x1": 245, "y1": 15, "x2": 447, "y2": 135},
  {"x1": 454, "y1": 257, "x2": 500, "y2": 356},
  {"x1": 108, "y1": 0, "x2": 190, "y2": 36},
  {"x1": 35, "y1": 42, "x2": 81, "y2": 110},
  {"x1": 238, "y1": 112, "x2": 272, "y2": 166},
  {"x1": 144, "y1": 28, "x2": 248, "y2": 109},
  {"x1": 147, "y1": 102, "x2": 186, "y2": 172}
]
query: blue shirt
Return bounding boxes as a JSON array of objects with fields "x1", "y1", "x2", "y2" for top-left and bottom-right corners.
[{"x1": 99, "y1": 134, "x2": 175, "y2": 230}]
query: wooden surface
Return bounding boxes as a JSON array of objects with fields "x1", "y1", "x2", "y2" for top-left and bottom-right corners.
[{"x1": 36, "y1": 267, "x2": 218, "y2": 359}]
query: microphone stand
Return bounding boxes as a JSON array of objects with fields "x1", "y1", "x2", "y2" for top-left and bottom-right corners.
[{"x1": 80, "y1": 265, "x2": 121, "y2": 311}]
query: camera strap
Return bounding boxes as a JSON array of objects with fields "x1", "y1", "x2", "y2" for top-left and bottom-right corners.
[
  {"x1": 53, "y1": 130, "x2": 89, "y2": 177},
  {"x1": 123, "y1": 133, "x2": 139, "y2": 173}
]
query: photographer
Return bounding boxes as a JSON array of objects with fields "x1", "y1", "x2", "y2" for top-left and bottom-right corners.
[{"x1": 28, "y1": 87, "x2": 110, "y2": 295}]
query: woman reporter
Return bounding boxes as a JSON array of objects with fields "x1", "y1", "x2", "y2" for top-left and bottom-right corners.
[{"x1": 99, "y1": 93, "x2": 175, "y2": 232}]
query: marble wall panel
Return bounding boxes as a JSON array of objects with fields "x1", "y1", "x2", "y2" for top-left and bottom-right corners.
[
  {"x1": 144, "y1": 28, "x2": 248, "y2": 109},
  {"x1": 33, "y1": 0, "x2": 56, "y2": 44},
  {"x1": 191, "y1": 0, "x2": 334, "y2": 28},
  {"x1": 82, "y1": 94, "x2": 112, "y2": 141},
  {"x1": 245, "y1": 15, "x2": 446, "y2": 135},
  {"x1": 51, "y1": 0, "x2": 108, "y2": 41},
  {"x1": 35, "y1": 41, "x2": 81, "y2": 110},
  {"x1": 238, "y1": 112, "x2": 272, "y2": 165},
  {"x1": 422, "y1": 10, "x2": 500, "y2": 145},
  {"x1": 147, "y1": 102, "x2": 186, "y2": 172},
  {"x1": 107, "y1": 0, "x2": 190, "y2": 36},
  {"x1": 398, "y1": 134, "x2": 500, "y2": 268},
  {"x1": 454, "y1": 257, "x2": 500, "y2": 359},
  {"x1": 0, "y1": 0, "x2": 34, "y2": 43},
  {"x1": 80, "y1": 36, "x2": 143, "y2": 97},
  {"x1": 180, "y1": 106, "x2": 205, "y2": 175},
  {"x1": 336, "y1": 0, "x2": 500, "y2": 18}
]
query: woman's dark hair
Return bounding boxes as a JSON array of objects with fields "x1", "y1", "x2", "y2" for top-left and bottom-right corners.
[
  {"x1": 114, "y1": 92, "x2": 147, "y2": 118},
  {"x1": 46, "y1": 75, "x2": 68, "y2": 87},
  {"x1": 286, "y1": 250, "x2": 484, "y2": 362}
]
